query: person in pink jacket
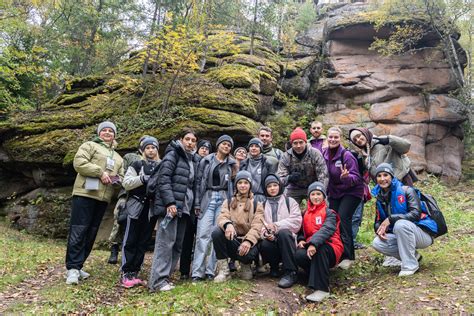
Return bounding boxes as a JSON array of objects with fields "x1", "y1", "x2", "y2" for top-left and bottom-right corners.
[{"x1": 259, "y1": 174, "x2": 302, "y2": 288}]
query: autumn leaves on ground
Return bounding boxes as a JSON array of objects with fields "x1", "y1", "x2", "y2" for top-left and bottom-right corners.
[{"x1": 0, "y1": 177, "x2": 472, "y2": 314}]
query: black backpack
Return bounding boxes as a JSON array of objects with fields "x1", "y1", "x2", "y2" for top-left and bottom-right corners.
[
  {"x1": 418, "y1": 190, "x2": 448, "y2": 238},
  {"x1": 341, "y1": 148, "x2": 366, "y2": 176}
]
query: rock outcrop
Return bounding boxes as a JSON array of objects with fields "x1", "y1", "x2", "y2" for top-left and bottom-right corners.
[{"x1": 0, "y1": 2, "x2": 468, "y2": 236}]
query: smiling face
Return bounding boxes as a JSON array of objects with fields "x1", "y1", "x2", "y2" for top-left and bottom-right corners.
[
  {"x1": 235, "y1": 148, "x2": 247, "y2": 161},
  {"x1": 352, "y1": 133, "x2": 367, "y2": 147},
  {"x1": 327, "y1": 130, "x2": 341, "y2": 149},
  {"x1": 310, "y1": 122, "x2": 323, "y2": 138},
  {"x1": 236, "y1": 179, "x2": 251, "y2": 195},
  {"x1": 258, "y1": 130, "x2": 272, "y2": 146},
  {"x1": 376, "y1": 171, "x2": 392, "y2": 191},
  {"x1": 99, "y1": 127, "x2": 115, "y2": 144},
  {"x1": 266, "y1": 182, "x2": 280, "y2": 197},
  {"x1": 309, "y1": 190, "x2": 324, "y2": 205}
]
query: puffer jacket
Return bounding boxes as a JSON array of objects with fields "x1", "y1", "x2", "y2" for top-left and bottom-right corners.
[
  {"x1": 152, "y1": 140, "x2": 200, "y2": 217},
  {"x1": 277, "y1": 145, "x2": 329, "y2": 189},
  {"x1": 218, "y1": 192, "x2": 264, "y2": 246},
  {"x1": 72, "y1": 138, "x2": 124, "y2": 204}
]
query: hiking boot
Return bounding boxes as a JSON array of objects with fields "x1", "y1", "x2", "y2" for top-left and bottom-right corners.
[
  {"x1": 228, "y1": 259, "x2": 237, "y2": 272},
  {"x1": 398, "y1": 267, "x2": 419, "y2": 277},
  {"x1": 240, "y1": 263, "x2": 253, "y2": 280},
  {"x1": 66, "y1": 269, "x2": 80, "y2": 285},
  {"x1": 121, "y1": 272, "x2": 136, "y2": 289},
  {"x1": 79, "y1": 269, "x2": 90, "y2": 280},
  {"x1": 214, "y1": 259, "x2": 231, "y2": 283},
  {"x1": 382, "y1": 256, "x2": 402, "y2": 267},
  {"x1": 306, "y1": 290, "x2": 330, "y2": 302},
  {"x1": 278, "y1": 271, "x2": 297, "y2": 288},
  {"x1": 108, "y1": 244, "x2": 119, "y2": 264},
  {"x1": 338, "y1": 259, "x2": 354, "y2": 270}
]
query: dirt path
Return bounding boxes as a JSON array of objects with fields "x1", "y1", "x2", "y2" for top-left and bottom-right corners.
[{"x1": 0, "y1": 264, "x2": 64, "y2": 313}]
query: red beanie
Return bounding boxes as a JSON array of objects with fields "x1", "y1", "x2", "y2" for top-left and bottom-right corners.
[{"x1": 290, "y1": 127, "x2": 307, "y2": 143}]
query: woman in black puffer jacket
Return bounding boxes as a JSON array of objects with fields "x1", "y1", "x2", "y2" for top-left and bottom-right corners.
[{"x1": 148, "y1": 128, "x2": 200, "y2": 292}]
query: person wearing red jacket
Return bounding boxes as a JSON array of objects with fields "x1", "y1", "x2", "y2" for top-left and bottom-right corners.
[{"x1": 295, "y1": 181, "x2": 343, "y2": 302}]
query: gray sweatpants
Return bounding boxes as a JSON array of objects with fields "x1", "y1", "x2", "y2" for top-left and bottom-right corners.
[
  {"x1": 372, "y1": 219, "x2": 433, "y2": 272},
  {"x1": 148, "y1": 215, "x2": 187, "y2": 291}
]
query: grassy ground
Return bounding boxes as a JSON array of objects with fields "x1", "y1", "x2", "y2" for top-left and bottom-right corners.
[{"x1": 0, "y1": 176, "x2": 472, "y2": 314}]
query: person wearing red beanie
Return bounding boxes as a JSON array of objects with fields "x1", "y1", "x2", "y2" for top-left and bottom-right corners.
[{"x1": 277, "y1": 127, "x2": 328, "y2": 205}]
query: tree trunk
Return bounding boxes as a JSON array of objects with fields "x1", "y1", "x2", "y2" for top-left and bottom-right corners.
[
  {"x1": 142, "y1": 0, "x2": 161, "y2": 76},
  {"x1": 82, "y1": 0, "x2": 103, "y2": 75},
  {"x1": 249, "y1": 0, "x2": 258, "y2": 55}
]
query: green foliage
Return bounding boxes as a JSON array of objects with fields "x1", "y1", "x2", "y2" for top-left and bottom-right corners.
[
  {"x1": 370, "y1": 24, "x2": 426, "y2": 56},
  {"x1": 295, "y1": 1, "x2": 317, "y2": 33}
]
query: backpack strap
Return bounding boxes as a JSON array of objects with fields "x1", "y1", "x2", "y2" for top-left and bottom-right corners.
[{"x1": 285, "y1": 196, "x2": 290, "y2": 214}]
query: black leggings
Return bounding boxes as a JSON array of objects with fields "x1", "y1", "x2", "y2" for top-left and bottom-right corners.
[{"x1": 329, "y1": 195, "x2": 361, "y2": 261}]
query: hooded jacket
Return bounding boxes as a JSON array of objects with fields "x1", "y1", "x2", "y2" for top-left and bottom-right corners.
[
  {"x1": 239, "y1": 155, "x2": 277, "y2": 196},
  {"x1": 298, "y1": 200, "x2": 343, "y2": 264},
  {"x1": 152, "y1": 140, "x2": 200, "y2": 217},
  {"x1": 217, "y1": 192, "x2": 264, "y2": 246},
  {"x1": 72, "y1": 138, "x2": 124, "y2": 204},
  {"x1": 323, "y1": 145, "x2": 364, "y2": 199},
  {"x1": 349, "y1": 128, "x2": 411, "y2": 181}
]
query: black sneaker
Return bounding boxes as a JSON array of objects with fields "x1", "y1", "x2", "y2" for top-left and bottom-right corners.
[
  {"x1": 180, "y1": 274, "x2": 189, "y2": 280},
  {"x1": 205, "y1": 274, "x2": 214, "y2": 281},
  {"x1": 277, "y1": 271, "x2": 297, "y2": 289}
]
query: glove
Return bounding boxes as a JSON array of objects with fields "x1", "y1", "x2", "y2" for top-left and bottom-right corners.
[
  {"x1": 288, "y1": 172, "x2": 302, "y2": 184},
  {"x1": 140, "y1": 174, "x2": 150, "y2": 184},
  {"x1": 374, "y1": 136, "x2": 389, "y2": 145}
]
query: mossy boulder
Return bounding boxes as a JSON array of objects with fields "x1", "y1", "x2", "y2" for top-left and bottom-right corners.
[{"x1": 222, "y1": 54, "x2": 281, "y2": 78}]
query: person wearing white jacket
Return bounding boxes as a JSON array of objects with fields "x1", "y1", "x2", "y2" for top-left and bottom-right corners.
[{"x1": 259, "y1": 174, "x2": 302, "y2": 288}]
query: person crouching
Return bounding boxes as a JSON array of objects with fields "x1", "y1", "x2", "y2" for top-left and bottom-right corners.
[
  {"x1": 212, "y1": 170, "x2": 264, "y2": 282},
  {"x1": 296, "y1": 182, "x2": 343, "y2": 302},
  {"x1": 259, "y1": 174, "x2": 301, "y2": 288}
]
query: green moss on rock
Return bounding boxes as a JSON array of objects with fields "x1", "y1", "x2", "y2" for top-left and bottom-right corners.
[{"x1": 223, "y1": 54, "x2": 281, "y2": 78}]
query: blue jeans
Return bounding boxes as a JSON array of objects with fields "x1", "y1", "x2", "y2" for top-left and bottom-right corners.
[
  {"x1": 352, "y1": 201, "x2": 364, "y2": 243},
  {"x1": 192, "y1": 192, "x2": 224, "y2": 278}
]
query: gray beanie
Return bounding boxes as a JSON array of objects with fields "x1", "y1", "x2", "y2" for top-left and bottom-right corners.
[
  {"x1": 307, "y1": 181, "x2": 326, "y2": 198},
  {"x1": 97, "y1": 121, "x2": 117, "y2": 136},
  {"x1": 264, "y1": 174, "x2": 280, "y2": 188},
  {"x1": 248, "y1": 137, "x2": 263, "y2": 152},
  {"x1": 235, "y1": 170, "x2": 253, "y2": 189},
  {"x1": 140, "y1": 136, "x2": 159, "y2": 152},
  {"x1": 375, "y1": 163, "x2": 394, "y2": 178},
  {"x1": 216, "y1": 134, "x2": 234, "y2": 149}
]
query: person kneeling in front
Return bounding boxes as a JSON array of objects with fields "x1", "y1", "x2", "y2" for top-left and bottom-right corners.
[
  {"x1": 371, "y1": 163, "x2": 435, "y2": 277},
  {"x1": 211, "y1": 171, "x2": 264, "y2": 282},
  {"x1": 295, "y1": 182, "x2": 343, "y2": 302}
]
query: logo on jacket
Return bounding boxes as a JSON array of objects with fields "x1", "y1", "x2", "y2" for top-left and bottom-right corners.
[
  {"x1": 397, "y1": 195, "x2": 405, "y2": 204},
  {"x1": 316, "y1": 216, "x2": 322, "y2": 225}
]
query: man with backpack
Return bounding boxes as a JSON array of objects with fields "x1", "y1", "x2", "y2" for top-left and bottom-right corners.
[{"x1": 371, "y1": 163, "x2": 437, "y2": 276}]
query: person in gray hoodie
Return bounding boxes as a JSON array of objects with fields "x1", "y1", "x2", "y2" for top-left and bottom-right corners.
[{"x1": 191, "y1": 135, "x2": 238, "y2": 282}]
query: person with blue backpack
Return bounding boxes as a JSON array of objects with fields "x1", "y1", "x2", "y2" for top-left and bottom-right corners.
[{"x1": 371, "y1": 163, "x2": 436, "y2": 277}]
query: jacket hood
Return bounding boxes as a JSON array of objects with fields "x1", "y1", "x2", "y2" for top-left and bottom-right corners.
[
  {"x1": 165, "y1": 140, "x2": 196, "y2": 159},
  {"x1": 308, "y1": 135, "x2": 326, "y2": 142},
  {"x1": 92, "y1": 136, "x2": 117, "y2": 149},
  {"x1": 307, "y1": 199, "x2": 327, "y2": 213},
  {"x1": 348, "y1": 128, "x2": 373, "y2": 149}
]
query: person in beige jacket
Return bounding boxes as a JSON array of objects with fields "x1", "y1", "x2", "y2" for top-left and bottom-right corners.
[
  {"x1": 211, "y1": 170, "x2": 264, "y2": 282},
  {"x1": 65, "y1": 121, "x2": 124, "y2": 285}
]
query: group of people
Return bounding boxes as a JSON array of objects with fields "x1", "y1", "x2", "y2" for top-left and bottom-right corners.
[{"x1": 64, "y1": 120, "x2": 439, "y2": 302}]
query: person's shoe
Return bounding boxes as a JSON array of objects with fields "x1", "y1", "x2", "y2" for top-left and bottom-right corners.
[
  {"x1": 180, "y1": 274, "x2": 190, "y2": 280},
  {"x1": 192, "y1": 277, "x2": 204, "y2": 283},
  {"x1": 66, "y1": 269, "x2": 80, "y2": 285},
  {"x1": 228, "y1": 260, "x2": 237, "y2": 272},
  {"x1": 416, "y1": 252, "x2": 423, "y2": 262},
  {"x1": 338, "y1": 259, "x2": 354, "y2": 270},
  {"x1": 121, "y1": 273, "x2": 136, "y2": 289},
  {"x1": 205, "y1": 274, "x2": 214, "y2": 281},
  {"x1": 398, "y1": 267, "x2": 419, "y2": 277},
  {"x1": 240, "y1": 263, "x2": 253, "y2": 280},
  {"x1": 277, "y1": 271, "x2": 297, "y2": 288},
  {"x1": 306, "y1": 290, "x2": 330, "y2": 302},
  {"x1": 79, "y1": 269, "x2": 90, "y2": 280},
  {"x1": 131, "y1": 273, "x2": 146, "y2": 286},
  {"x1": 108, "y1": 244, "x2": 119, "y2": 264},
  {"x1": 214, "y1": 259, "x2": 231, "y2": 283},
  {"x1": 159, "y1": 282, "x2": 174, "y2": 291},
  {"x1": 382, "y1": 256, "x2": 402, "y2": 267},
  {"x1": 354, "y1": 242, "x2": 366, "y2": 250},
  {"x1": 270, "y1": 266, "x2": 280, "y2": 278},
  {"x1": 256, "y1": 263, "x2": 267, "y2": 274}
]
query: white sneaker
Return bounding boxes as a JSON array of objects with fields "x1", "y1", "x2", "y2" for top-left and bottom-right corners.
[
  {"x1": 382, "y1": 256, "x2": 402, "y2": 267},
  {"x1": 306, "y1": 290, "x2": 330, "y2": 302},
  {"x1": 159, "y1": 283, "x2": 174, "y2": 291},
  {"x1": 66, "y1": 269, "x2": 80, "y2": 285},
  {"x1": 398, "y1": 267, "x2": 419, "y2": 277},
  {"x1": 79, "y1": 270, "x2": 90, "y2": 280},
  {"x1": 338, "y1": 259, "x2": 354, "y2": 270}
]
